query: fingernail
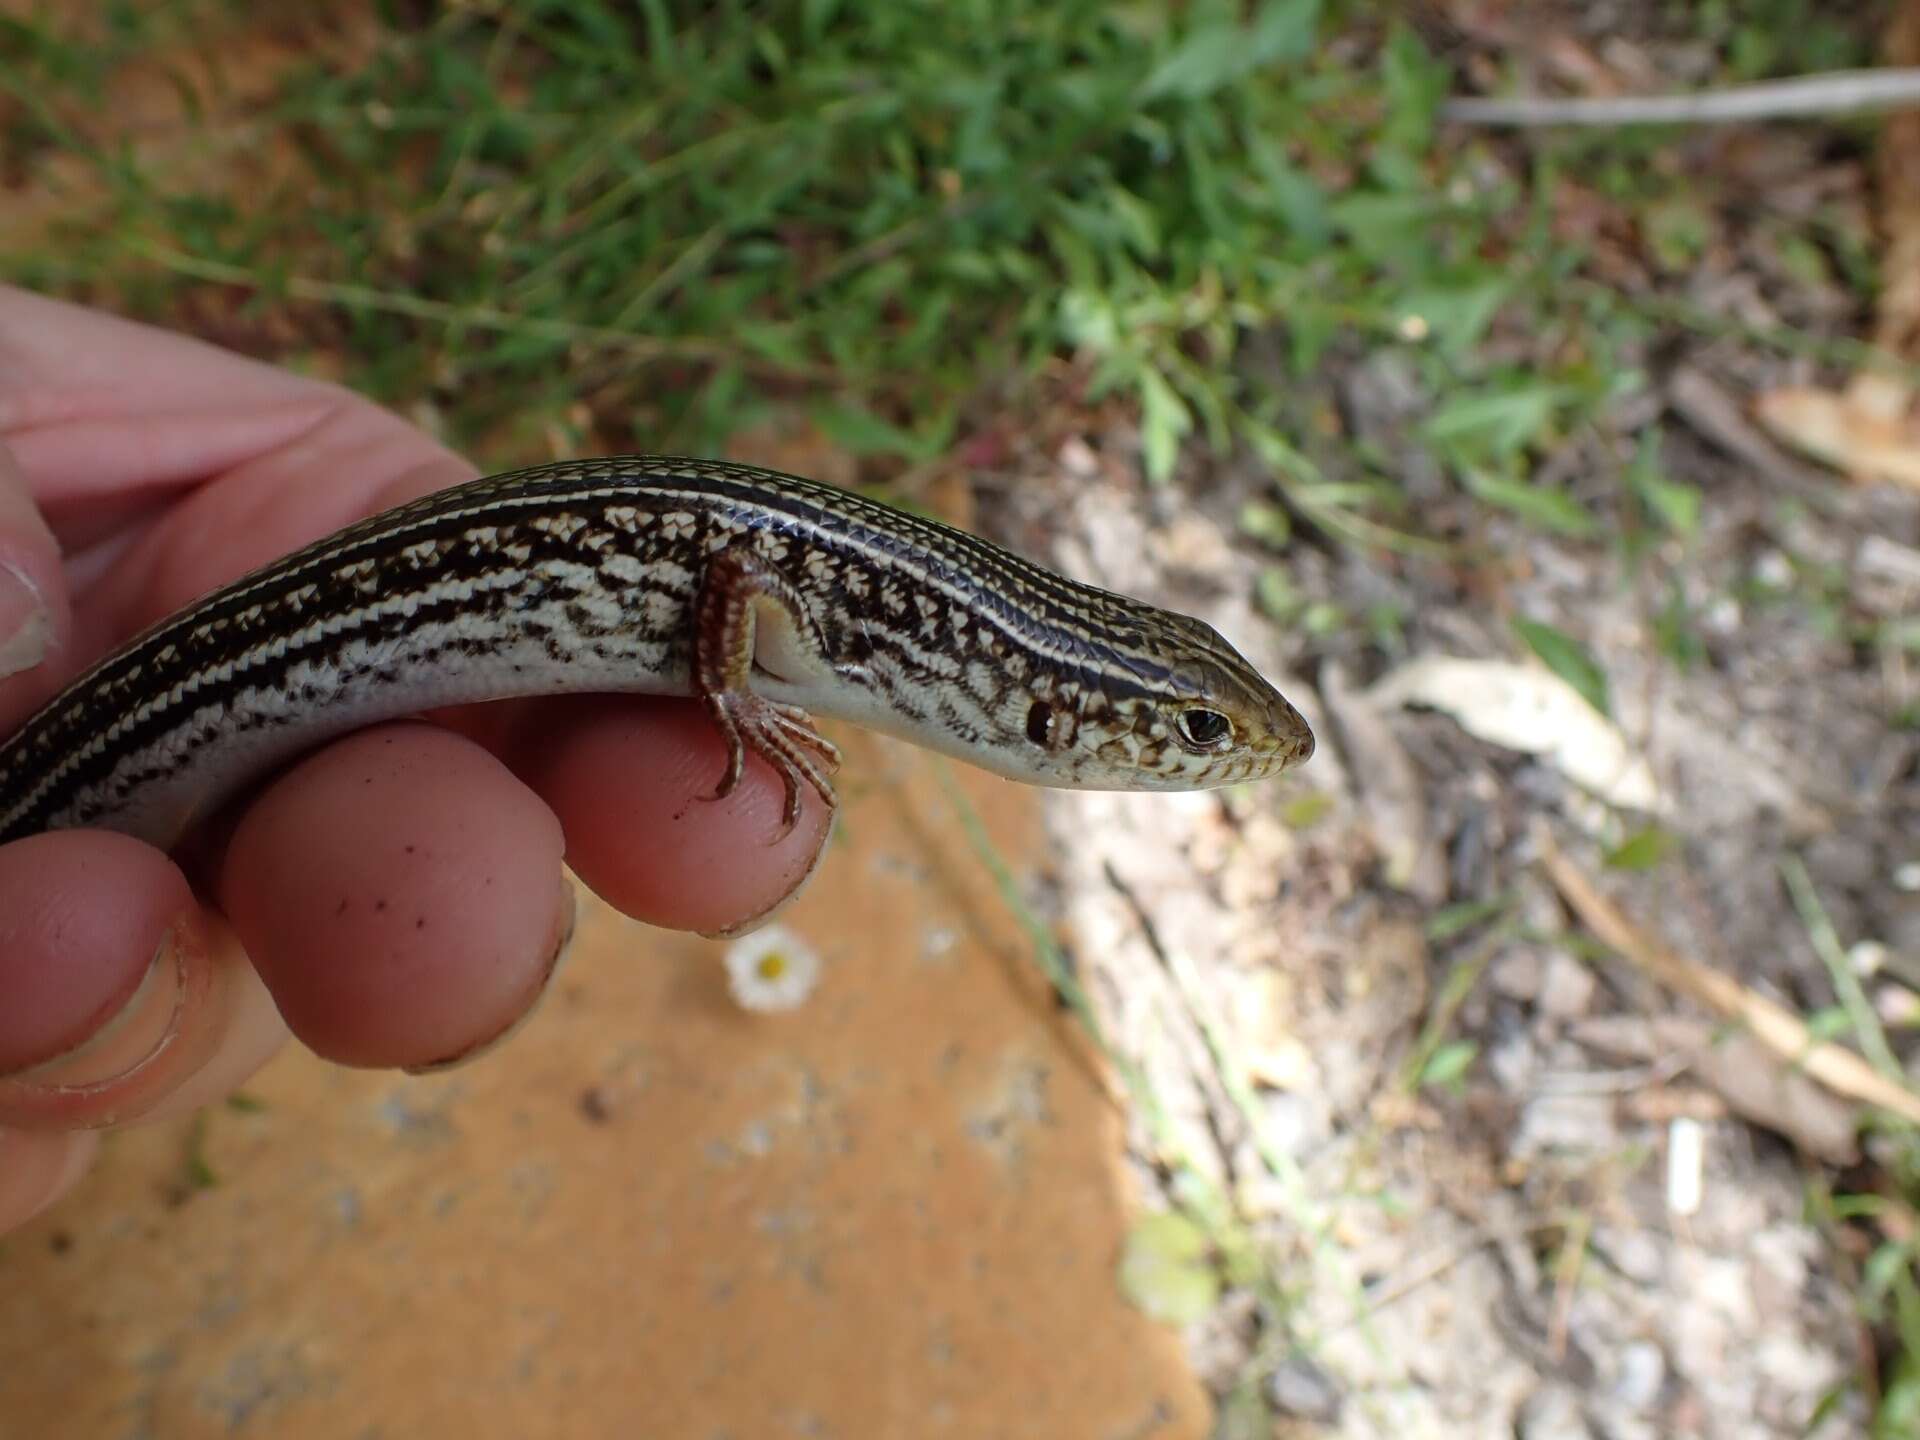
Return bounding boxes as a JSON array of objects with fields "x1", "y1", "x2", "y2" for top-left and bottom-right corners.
[
  {"x1": 404, "y1": 880, "x2": 578, "y2": 1076},
  {"x1": 699, "y1": 812, "x2": 835, "y2": 941},
  {"x1": 0, "y1": 560, "x2": 50, "y2": 680},
  {"x1": 0, "y1": 1130, "x2": 97, "y2": 1228},
  {"x1": 2, "y1": 923, "x2": 193, "y2": 1096}
]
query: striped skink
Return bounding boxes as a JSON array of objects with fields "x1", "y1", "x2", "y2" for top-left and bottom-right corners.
[{"x1": 0, "y1": 455, "x2": 1314, "y2": 849}]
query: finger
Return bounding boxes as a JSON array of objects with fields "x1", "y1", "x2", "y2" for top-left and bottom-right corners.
[
  {"x1": 506, "y1": 696, "x2": 833, "y2": 938},
  {"x1": 0, "y1": 285, "x2": 360, "y2": 501},
  {"x1": 0, "y1": 440, "x2": 74, "y2": 732},
  {"x1": 0, "y1": 285, "x2": 473, "y2": 646},
  {"x1": 76, "y1": 400, "x2": 474, "y2": 653},
  {"x1": 0, "y1": 830, "x2": 288, "y2": 1131},
  {"x1": 0, "y1": 1129, "x2": 96, "y2": 1235},
  {"x1": 0, "y1": 284, "x2": 321, "y2": 416},
  {"x1": 217, "y1": 723, "x2": 572, "y2": 1073},
  {"x1": 12, "y1": 398, "x2": 345, "y2": 533}
]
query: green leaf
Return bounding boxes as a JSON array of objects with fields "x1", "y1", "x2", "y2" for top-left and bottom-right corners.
[
  {"x1": 1513, "y1": 617, "x2": 1611, "y2": 717},
  {"x1": 1627, "y1": 434, "x2": 1700, "y2": 536},
  {"x1": 1878, "y1": 1370, "x2": 1920, "y2": 1439},
  {"x1": 1396, "y1": 280, "x2": 1509, "y2": 357},
  {"x1": 1281, "y1": 790, "x2": 1333, "y2": 827},
  {"x1": 1605, "y1": 826, "x2": 1676, "y2": 871},
  {"x1": 1379, "y1": 23, "x2": 1446, "y2": 152},
  {"x1": 1236, "y1": 500, "x2": 1292, "y2": 549},
  {"x1": 735, "y1": 321, "x2": 810, "y2": 369},
  {"x1": 1655, "y1": 582, "x2": 1705, "y2": 669},
  {"x1": 1118, "y1": 1211, "x2": 1220, "y2": 1326},
  {"x1": 1863, "y1": 1239, "x2": 1912, "y2": 1314},
  {"x1": 1301, "y1": 600, "x2": 1345, "y2": 635},
  {"x1": 1884, "y1": 617, "x2": 1920, "y2": 654},
  {"x1": 1644, "y1": 196, "x2": 1714, "y2": 274},
  {"x1": 1427, "y1": 384, "x2": 1560, "y2": 457},
  {"x1": 1773, "y1": 232, "x2": 1833, "y2": 291},
  {"x1": 1250, "y1": 140, "x2": 1331, "y2": 246},
  {"x1": 1327, "y1": 191, "x2": 1436, "y2": 267},
  {"x1": 1639, "y1": 472, "x2": 1701, "y2": 536},
  {"x1": 182, "y1": 1111, "x2": 219, "y2": 1192},
  {"x1": 1462, "y1": 472, "x2": 1597, "y2": 537},
  {"x1": 1254, "y1": 566, "x2": 1302, "y2": 623},
  {"x1": 1427, "y1": 896, "x2": 1510, "y2": 941},
  {"x1": 1420, "y1": 1040, "x2": 1477, "y2": 1089},
  {"x1": 1138, "y1": 368, "x2": 1192, "y2": 484},
  {"x1": 1141, "y1": 20, "x2": 1244, "y2": 101},
  {"x1": 1805, "y1": 1006, "x2": 1853, "y2": 1044},
  {"x1": 1141, "y1": 0, "x2": 1320, "y2": 100},
  {"x1": 810, "y1": 400, "x2": 949, "y2": 461},
  {"x1": 1247, "y1": 0, "x2": 1322, "y2": 67}
]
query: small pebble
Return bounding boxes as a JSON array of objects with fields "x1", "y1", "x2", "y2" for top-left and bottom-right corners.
[
  {"x1": 1490, "y1": 948, "x2": 1543, "y2": 1002},
  {"x1": 1611, "y1": 1340, "x2": 1666, "y2": 1413},
  {"x1": 1538, "y1": 952, "x2": 1597, "y2": 1019},
  {"x1": 1265, "y1": 1355, "x2": 1342, "y2": 1424},
  {"x1": 1518, "y1": 1385, "x2": 1596, "y2": 1440},
  {"x1": 1597, "y1": 1227, "x2": 1666, "y2": 1287}
]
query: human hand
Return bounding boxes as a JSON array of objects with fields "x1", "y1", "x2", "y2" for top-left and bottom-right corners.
[{"x1": 0, "y1": 286, "x2": 831, "y2": 1232}]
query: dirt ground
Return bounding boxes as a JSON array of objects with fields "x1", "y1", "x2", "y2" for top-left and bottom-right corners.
[
  {"x1": 987, "y1": 382, "x2": 1910, "y2": 1438},
  {"x1": 965, "y1": 10, "x2": 1920, "y2": 1434}
]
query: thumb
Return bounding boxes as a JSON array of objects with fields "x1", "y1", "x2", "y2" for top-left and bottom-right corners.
[{"x1": 0, "y1": 439, "x2": 73, "y2": 735}]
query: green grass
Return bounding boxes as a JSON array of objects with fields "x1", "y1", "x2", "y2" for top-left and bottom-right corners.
[
  {"x1": 0, "y1": 0, "x2": 1701, "y2": 542},
  {"x1": 1, "y1": 1, "x2": 1898, "y2": 553}
]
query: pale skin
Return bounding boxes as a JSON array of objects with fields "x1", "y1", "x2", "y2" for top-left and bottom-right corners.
[{"x1": 0, "y1": 287, "x2": 832, "y2": 1233}]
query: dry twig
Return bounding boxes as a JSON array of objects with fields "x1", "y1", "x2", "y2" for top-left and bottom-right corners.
[
  {"x1": 1445, "y1": 68, "x2": 1920, "y2": 127},
  {"x1": 1666, "y1": 366, "x2": 1851, "y2": 507},
  {"x1": 1535, "y1": 825, "x2": 1920, "y2": 1128}
]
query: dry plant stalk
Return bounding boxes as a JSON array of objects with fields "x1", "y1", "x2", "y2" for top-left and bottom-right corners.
[
  {"x1": 1877, "y1": 2, "x2": 1920, "y2": 356},
  {"x1": 1535, "y1": 827, "x2": 1920, "y2": 1129}
]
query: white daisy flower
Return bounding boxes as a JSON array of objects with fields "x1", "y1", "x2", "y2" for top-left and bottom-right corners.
[{"x1": 723, "y1": 926, "x2": 822, "y2": 1013}]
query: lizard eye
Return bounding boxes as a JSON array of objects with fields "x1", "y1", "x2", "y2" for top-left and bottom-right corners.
[{"x1": 1175, "y1": 707, "x2": 1233, "y2": 751}]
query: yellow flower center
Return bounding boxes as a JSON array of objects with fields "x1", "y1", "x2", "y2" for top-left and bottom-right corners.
[{"x1": 755, "y1": 951, "x2": 790, "y2": 983}]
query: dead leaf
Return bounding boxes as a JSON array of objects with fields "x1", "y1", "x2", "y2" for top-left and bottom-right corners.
[
  {"x1": 1541, "y1": 34, "x2": 1622, "y2": 96},
  {"x1": 1369, "y1": 657, "x2": 1667, "y2": 814},
  {"x1": 1754, "y1": 378, "x2": 1920, "y2": 493},
  {"x1": 1740, "y1": 4, "x2": 1920, "y2": 489}
]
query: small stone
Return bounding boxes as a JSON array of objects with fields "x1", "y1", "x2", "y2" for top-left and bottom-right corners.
[
  {"x1": 1518, "y1": 1385, "x2": 1595, "y2": 1440},
  {"x1": 1487, "y1": 1031, "x2": 1541, "y2": 1095},
  {"x1": 1058, "y1": 435, "x2": 1099, "y2": 477},
  {"x1": 1156, "y1": 514, "x2": 1234, "y2": 572},
  {"x1": 1512, "y1": 1093, "x2": 1617, "y2": 1159},
  {"x1": 1877, "y1": 982, "x2": 1920, "y2": 1028},
  {"x1": 1596, "y1": 1226, "x2": 1666, "y2": 1286},
  {"x1": 1265, "y1": 1355, "x2": 1342, "y2": 1424},
  {"x1": 1748, "y1": 1225, "x2": 1814, "y2": 1322},
  {"x1": 1753, "y1": 549, "x2": 1794, "y2": 588},
  {"x1": 1491, "y1": 948, "x2": 1544, "y2": 1002},
  {"x1": 1537, "y1": 952, "x2": 1597, "y2": 1019},
  {"x1": 1807, "y1": 831, "x2": 1879, "y2": 891},
  {"x1": 1611, "y1": 1341, "x2": 1666, "y2": 1413}
]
